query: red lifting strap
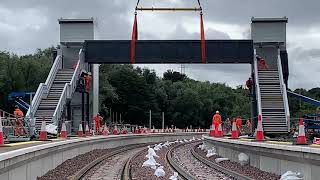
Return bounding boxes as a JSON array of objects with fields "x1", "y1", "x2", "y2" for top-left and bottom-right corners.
[
  {"x1": 200, "y1": 13, "x2": 206, "y2": 64},
  {"x1": 130, "y1": 14, "x2": 138, "y2": 64}
]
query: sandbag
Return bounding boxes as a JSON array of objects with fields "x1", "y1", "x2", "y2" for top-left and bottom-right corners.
[
  {"x1": 147, "y1": 146, "x2": 158, "y2": 158},
  {"x1": 238, "y1": 153, "x2": 249, "y2": 166},
  {"x1": 154, "y1": 166, "x2": 165, "y2": 177},
  {"x1": 46, "y1": 124, "x2": 57, "y2": 134},
  {"x1": 169, "y1": 172, "x2": 178, "y2": 180},
  {"x1": 215, "y1": 158, "x2": 229, "y2": 163},
  {"x1": 280, "y1": 171, "x2": 303, "y2": 180},
  {"x1": 142, "y1": 156, "x2": 158, "y2": 170},
  {"x1": 206, "y1": 149, "x2": 216, "y2": 158}
]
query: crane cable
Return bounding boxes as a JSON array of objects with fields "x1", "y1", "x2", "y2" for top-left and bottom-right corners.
[{"x1": 130, "y1": 0, "x2": 206, "y2": 64}]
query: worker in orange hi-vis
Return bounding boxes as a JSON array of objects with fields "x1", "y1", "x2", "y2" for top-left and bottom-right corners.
[
  {"x1": 94, "y1": 113, "x2": 103, "y2": 134},
  {"x1": 13, "y1": 106, "x2": 25, "y2": 136},
  {"x1": 257, "y1": 55, "x2": 269, "y2": 70},
  {"x1": 236, "y1": 116, "x2": 243, "y2": 135},
  {"x1": 84, "y1": 74, "x2": 92, "y2": 92},
  {"x1": 212, "y1": 111, "x2": 222, "y2": 131}
]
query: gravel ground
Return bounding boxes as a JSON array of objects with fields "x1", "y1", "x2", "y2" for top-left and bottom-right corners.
[
  {"x1": 37, "y1": 149, "x2": 114, "y2": 180},
  {"x1": 194, "y1": 144, "x2": 280, "y2": 180},
  {"x1": 131, "y1": 144, "x2": 178, "y2": 180},
  {"x1": 82, "y1": 147, "x2": 145, "y2": 180},
  {"x1": 172, "y1": 142, "x2": 233, "y2": 180}
]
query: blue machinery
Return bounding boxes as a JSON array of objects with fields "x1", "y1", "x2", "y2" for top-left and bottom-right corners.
[
  {"x1": 287, "y1": 90, "x2": 320, "y2": 132},
  {"x1": 8, "y1": 92, "x2": 35, "y2": 111},
  {"x1": 287, "y1": 90, "x2": 320, "y2": 107}
]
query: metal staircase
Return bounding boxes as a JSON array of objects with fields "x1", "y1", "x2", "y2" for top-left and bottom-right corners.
[
  {"x1": 254, "y1": 52, "x2": 290, "y2": 134},
  {"x1": 26, "y1": 49, "x2": 85, "y2": 131},
  {"x1": 34, "y1": 69, "x2": 74, "y2": 129}
]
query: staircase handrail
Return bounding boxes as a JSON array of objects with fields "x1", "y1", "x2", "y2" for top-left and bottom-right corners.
[
  {"x1": 45, "y1": 55, "x2": 63, "y2": 91},
  {"x1": 52, "y1": 49, "x2": 84, "y2": 125},
  {"x1": 70, "y1": 49, "x2": 84, "y2": 98},
  {"x1": 26, "y1": 55, "x2": 62, "y2": 118},
  {"x1": 26, "y1": 83, "x2": 45, "y2": 118},
  {"x1": 277, "y1": 51, "x2": 290, "y2": 132},
  {"x1": 253, "y1": 53, "x2": 263, "y2": 118}
]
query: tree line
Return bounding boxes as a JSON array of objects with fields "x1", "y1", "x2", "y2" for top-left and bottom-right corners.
[{"x1": 0, "y1": 49, "x2": 319, "y2": 127}]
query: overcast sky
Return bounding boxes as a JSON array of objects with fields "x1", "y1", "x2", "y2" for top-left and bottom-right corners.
[{"x1": 1, "y1": 0, "x2": 319, "y2": 89}]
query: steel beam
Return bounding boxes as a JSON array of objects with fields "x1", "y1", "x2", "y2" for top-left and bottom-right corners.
[{"x1": 84, "y1": 40, "x2": 254, "y2": 64}]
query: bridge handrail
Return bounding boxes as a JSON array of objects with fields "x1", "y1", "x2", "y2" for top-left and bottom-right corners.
[
  {"x1": 52, "y1": 49, "x2": 84, "y2": 125},
  {"x1": 277, "y1": 51, "x2": 290, "y2": 132},
  {"x1": 253, "y1": 53, "x2": 262, "y2": 118}
]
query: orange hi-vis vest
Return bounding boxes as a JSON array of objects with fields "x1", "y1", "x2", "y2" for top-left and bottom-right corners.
[
  {"x1": 236, "y1": 118, "x2": 242, "y2": 127},
  {"x1": 94, "y1": 115, "x2": 102, "y2": 123},
  {"x1": 14, "y1": 108, "x2": 24, "y2": 117},
  {"x1": 212, "y1": 113, "x2": 222, "y2": 125}
]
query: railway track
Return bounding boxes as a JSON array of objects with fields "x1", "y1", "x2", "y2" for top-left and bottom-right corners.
[
  {"x1": 191, "y1": 143, "x2": 254, "y2": 180},
  {"x1": 68, "y1": 143, "x2": 149, "y2": 180},
  {"x1": 68, "y1": 140, "x2": 255, "y2": 180},
  {"x1": 166, "y1": 141, "x2": 255, "y2": 180}
]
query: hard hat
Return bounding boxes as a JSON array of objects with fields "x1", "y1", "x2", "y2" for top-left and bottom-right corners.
[{"x1": 216, "y1": 111, "x2": 219, "y2": 114}]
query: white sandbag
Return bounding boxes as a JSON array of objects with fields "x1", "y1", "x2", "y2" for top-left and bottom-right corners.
[
  {"x1": 238, "y1": 153, "x2": 249, "y2": 166},
  {"x1": 153, "y1": 143, "x2": 162, "y2": 151},
  {"x1": 280, "y1": 171, "x2": 303, "y2": 180},
  {"x1": 154, "y1": 166, "x2": 166, "y2": 177},
  {"x1": 215, "y1": 158, "x2": 229, "y2": 163},
  {"x1": 142, "y1": 158, "x2": 156, "y2": 168},
  {"x1": 179, "y1": 140, "x2": 184, "y2": 143},
  {"x1": 184, "y1": 139, "x2": 189, "y2": 142},
  {"x1": 142, "y1": 156, "x2": 159, "y2": 170},
  {"x1": 146, "y1": 146, "x2": 159, "y2": 158},
  {"x1": 206, "y1": 149, "x2": 216, "y2": 158},
  {"x1": 169, "y1": 172, "x2": 178, "y2": 180},
  {"x1": 46, "y1": 124, "x2": 57, "y2": 134}
]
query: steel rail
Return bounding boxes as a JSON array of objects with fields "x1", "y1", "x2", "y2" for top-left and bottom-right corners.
[
  {"x1": 166, "y1": 142, "x2": 198, "y2": 180},
  {"x1": 68, "y1": 143, "x2": 149, "y2": 180},
  {"x1": 191, "y1": 143, "x2": 254, "y2": 180},
  {"x1": 121, "y1": 147, "x2": 148, "y2": 180}
]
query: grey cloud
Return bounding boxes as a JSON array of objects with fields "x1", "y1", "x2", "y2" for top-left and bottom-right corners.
[{"x1": 0, "y1": 0, "x2": 319, "y2": 89}]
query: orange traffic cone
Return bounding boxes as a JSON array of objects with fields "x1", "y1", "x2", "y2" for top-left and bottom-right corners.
[
  {"x1": 78, "y1": 123, "x2": 84, "y2": 137},
  {"x1": 60, "y1": 122, "x2": 67, "y2": 138},
  {"x1": 209, "y1": 125, "x2": 215, "y2": 137},
  {"x1": 216, "y1": 123, "x2": 223, "y2": 137},
  {"x1": 256, "y1": 115, "x2": 264, "y2": 141},
  {"x1": 39, "y1": 120, "x2": 48, "y2": 140},
  {"x1": 85, "y1": 124, "x2": 90, "y2": 136},
  {"x1": 113, "y1": 125, "x2": 119, "y2": 135},
  {"x1": 102, "y1": 124, "x2": 109, "y2": 136},
  {"x1": 134, "y1": 127, "x2": 138, "y2": 134},
  {"x1": 0, "y1": 117, "x2": 4, "y2": 145},
  {"x1": 121, "y1": 127, "x2": 128, "y2": 134},
  {"x1": 231, "y1": 121, "x2": 239, "y2": 139},
  {"x1": 296, "y1": 118, "x2": 307, "y2": 145}
]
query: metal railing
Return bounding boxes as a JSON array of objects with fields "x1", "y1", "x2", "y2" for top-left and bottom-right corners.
[
  {"x1": 26, "y1": 55, "x2": 62, "y2": 119},
  {"x1": 253, "y1": 52, "x2": 263, "y2": 118},
  {"x1": 52, "y1": 49, "x2": 85, "y2": 125},
  {"x1": 45, "y1": 55, "x2": 63, "y2": 91},
  {"x1": 277, "y1": 50, "x2": 290, "y2": 132}
]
